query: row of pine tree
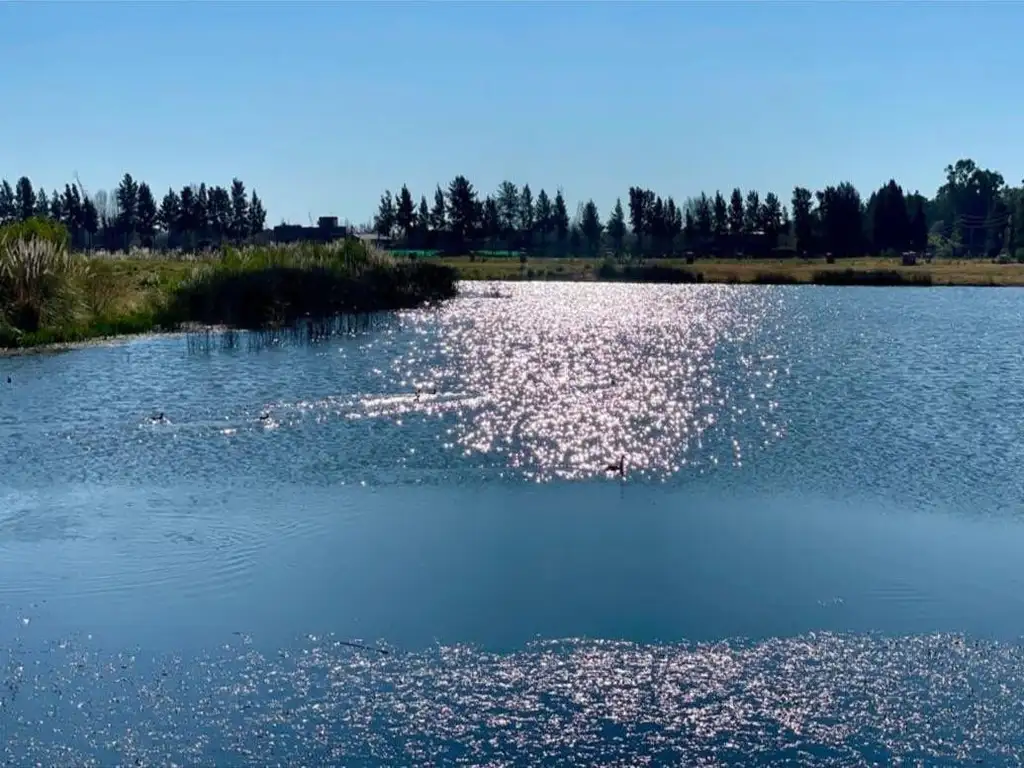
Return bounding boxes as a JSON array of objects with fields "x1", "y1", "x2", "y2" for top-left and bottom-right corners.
[
  {"x1": 6, "y1": 158, "x2": 1024, "y2": 259},
  {"x1": 0, "y1": 174, "x2": 266, "y2": 252},
  {"x1": 373, "y1": 159, "x2": 1024, "y2": 259}
]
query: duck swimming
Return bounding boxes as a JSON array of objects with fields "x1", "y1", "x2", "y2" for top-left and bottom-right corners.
[{"x1": 604, "y1": 455, "x2": 626, "y2": 478}]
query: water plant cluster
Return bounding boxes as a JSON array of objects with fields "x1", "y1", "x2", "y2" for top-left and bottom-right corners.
[{"x1": 167, "y1": 240, "x2": 457, "y2": 329}]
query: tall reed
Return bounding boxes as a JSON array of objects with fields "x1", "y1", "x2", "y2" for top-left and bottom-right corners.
[{"x1": 0, "y1": 234, "x2": 84, "y2": 332}]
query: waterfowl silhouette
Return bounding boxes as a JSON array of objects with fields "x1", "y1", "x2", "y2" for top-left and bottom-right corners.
[
  {"x1": 414, "y1": 386, "x2": 436, "y2": 402},
  {"x1": 604, "y1": 455, "x2": 626, "y2": 478}
]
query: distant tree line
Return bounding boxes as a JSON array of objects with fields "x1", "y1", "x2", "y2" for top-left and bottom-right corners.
[
  {"x1": 0, "y1": 174, "x2": 267, "y2": 252},
  {"x1": 373, "y1": 159, "x2": 1024, "y2": 260}
]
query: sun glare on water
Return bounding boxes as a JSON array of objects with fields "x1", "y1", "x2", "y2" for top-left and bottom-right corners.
[{"x1": 383, "y1": 282, "x2": 790, "y2": 481}]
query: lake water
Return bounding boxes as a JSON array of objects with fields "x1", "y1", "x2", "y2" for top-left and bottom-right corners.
[{"x1": 3, "y1": 282, "x2": 1024, "y2": 765}]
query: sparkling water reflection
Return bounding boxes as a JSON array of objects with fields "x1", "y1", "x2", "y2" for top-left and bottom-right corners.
[
  {"x1": 388, "y1": 282, "x2": 789, "y2": 480},
  {"x1": 2, "y1": 630, "x2": 1023, "y2": 766},
  {"x1": 4, "y1": 283, "x2": 1024, "y2": 764}
]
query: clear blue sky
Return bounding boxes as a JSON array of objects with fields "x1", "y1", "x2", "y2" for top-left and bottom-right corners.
[{"x1": 2, "y1": 1, "x2": 1022, "y2": 227}]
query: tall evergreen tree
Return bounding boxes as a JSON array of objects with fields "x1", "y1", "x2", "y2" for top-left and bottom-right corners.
[
  {"x1": 34, "y1": 187, "x2": 50, "y2": 219},
  {"x1": 580, "y1": 200, "x2": 602, "y2": 256},
  {"x1": 791, "y1": 187, "x2": 815, "y2": 255},
  {"x1": 728, "y1": 188, "x2": 745, "y2": 239},
  {"x1": 81, "y1": 196, "x2": 99, "y2": 249},
  {"x1": 712, "y1": 191, "x2": 728, "y2": 247},
  {"x1": 909, "y1": 197, "x2": 928, "y2": 253},
  {"x1": 416, "y1": 195, "x2": 430, "y2": 245},
  {"x1": 628, "y1": 187, "x2": 646, "y2": 254},
  {"x1": 496, "y1": 181, "x2": 519, "y2": 247},
  {"x1": 665, "y1": 197, "x2": 683, "y2": 254},
  {"x1": 158, "y1": 188, "x2": 182, "y2": 238},
  {"x1": 206, "y1": 186, "x2": 231, "y2": 244},
  {"x1": 136, "y1": 182, "x2": 158, "y2": 247},
  {"x1": 446, "y1": 176, "x2": 479, "y2": 247},
  {"x1": 80, "y1": 196, "x2": 98, "y2": 250},
  {"x1": 374, "y1": 190, "x2": 396, "y2": 239},
  {"x1": 0, "y1": 180, "x2": 15, "y2": 224},
  {"x1": 61, "y1": 184, "x2": 82, "y2": 246},
  {"x1": 648, "y1": 196, "x2": 666, "y2": 254},
  {"x1": 247, "y1": 190, "x2": 266, "y2": 236},
  {"x1": 683, "y1": 209, "x2": 696, "y2": 248},
  {"x1": 15, "y1": 177, "x2": 35, "y2": 221},
  {"x1": 760, "y1": 192, "x2": 783, "y2": 249},
  {"x1": 518, "y1": 184, "x2": 534, "y2": 246},
  {"x1": 534, "y1": 188, "x2": 553, "y2": 247},
  {"x1": 743, "y1": 190, "x2": 761, "y2": 235},
  {"x1": 115, "y1": 173, "x2": 140, "y2": 250},
  {"x1": 482, "y1": 196, "x2": 500, "y2": 249},
  {"x1": 395, "y1": 184, "x2": 416, "y2": 241},
  {"x1": 552, "y1": 189, "x2": 570, "y2": 247},
  {"x1": 567, "y1": 224, "x2": 583, "y2": 256},
  {"x1": 177, "y1": 186, "x2": 197, "y2": 245},
  {"x1": 430, "y1": 185, "x2": 447, "y2": 232},
  {"x1": 194, "y1": 183, "x2": 210, "y2": 242},
  {"x1": 694, "y1": 194, "x2": 712, "y2": 243},
  {"x1": 49, "y1": 190, "x2": 64, "y2": 222},
  {"x1": 607, "y1": 198, "x2": 626, "y2": 256},
  {"x1": 229, "y1": 178, "x2": 249, "y2": 242}
]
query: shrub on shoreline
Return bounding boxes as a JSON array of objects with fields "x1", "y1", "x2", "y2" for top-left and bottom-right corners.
[
  {"x1": 0, "y1": 238, "x2": 458, "y2": 348},
  {"x1": 811, "y1": 269, "x2": 932, "y2": 287},
  {"x1": 596, "y1": 261, "x2": 703, "y2": 284},
  {"x1": 165, "y1": 260, "x2": 457, "y2": 328},
  {"x1": 0, "y1": 232, "x2": 83, "y2": 335}
]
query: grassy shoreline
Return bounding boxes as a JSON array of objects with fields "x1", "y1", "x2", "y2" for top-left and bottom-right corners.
[
  {"x1": 5, "y1": 249, "x2": 1024, "y2": 352},
  {"x1": 0, "y1": 239, "x2": 458, "y2": 350},
  {"x1": 440, "y1": 255, "x2": 1024, "y2": 287}
]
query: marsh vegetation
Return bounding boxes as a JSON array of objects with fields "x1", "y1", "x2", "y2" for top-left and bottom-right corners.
[{"x1": 0, "y1": 222, "x2": 457, "y2": 349}]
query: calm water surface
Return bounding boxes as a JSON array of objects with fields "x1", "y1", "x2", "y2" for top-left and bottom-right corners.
[{"x1": 2, "y1": 282, "x2": 1024, "y2": 765}]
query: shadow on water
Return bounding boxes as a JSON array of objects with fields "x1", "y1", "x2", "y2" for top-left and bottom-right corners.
[{"x1": 184, "y1": 312, "x2": 403, "y2": 354}]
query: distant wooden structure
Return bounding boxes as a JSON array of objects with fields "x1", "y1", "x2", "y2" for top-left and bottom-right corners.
[{"x1": 272, "y1": 216, "x2": 349, "y2": 244}]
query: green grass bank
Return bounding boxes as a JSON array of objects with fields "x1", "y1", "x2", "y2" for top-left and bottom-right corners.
[
  {"x1": 435, "y1": 254, "x2": 1024, "y2": 287},
  {"x1": 0, "y1": 227, "x2": 457, "y2": 350}
]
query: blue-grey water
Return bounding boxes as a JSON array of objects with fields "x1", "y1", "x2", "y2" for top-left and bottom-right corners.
[{"x1": 2, "y1": 282, "x2": 1024, "y2": 765}]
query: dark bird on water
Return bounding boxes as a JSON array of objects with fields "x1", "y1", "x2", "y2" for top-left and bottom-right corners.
[
  {"x1": 605, "y1": 455, "x2": 626, "y2": 477},
  {"x1": 414, "y1": 386, "x2": 437, "y2": 401}
]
